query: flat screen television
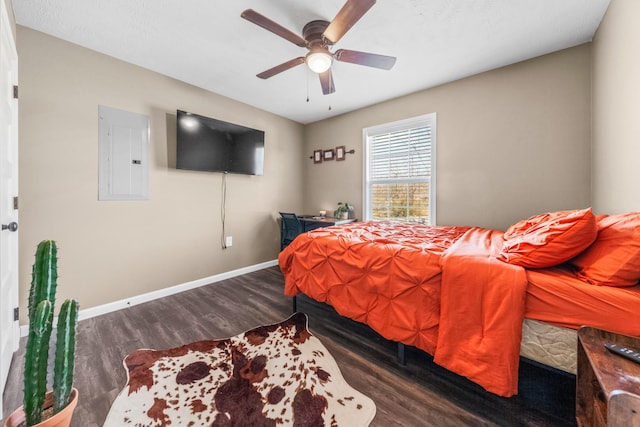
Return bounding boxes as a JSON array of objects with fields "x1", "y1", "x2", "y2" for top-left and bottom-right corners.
[{"x1": 176, "y1": 110, "x2": 265, "y2": 176}]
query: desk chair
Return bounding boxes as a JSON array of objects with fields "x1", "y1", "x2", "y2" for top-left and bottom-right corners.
[{"x1": 279, "y1": 212, "x2": 303, "y2": 250}]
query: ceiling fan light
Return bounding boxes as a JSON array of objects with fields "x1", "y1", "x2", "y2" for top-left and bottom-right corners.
[{"x1": 306, "y1": 52, "x2": 332, "y2": 73}]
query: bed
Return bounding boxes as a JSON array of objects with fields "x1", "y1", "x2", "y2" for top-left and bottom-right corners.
[{"x1": 278, "y1": 209, "x2": 640, "y2": 397}]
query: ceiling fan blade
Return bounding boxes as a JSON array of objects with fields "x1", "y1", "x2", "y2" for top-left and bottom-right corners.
[
  {"x1": 334, "y1": 49, "x2": 396, "y2": 70},
  {"x1": 257, "y1": 57, "x2": 306, "y2": 79},
  {"x1": 319, "y1": 69, "x2": 336, "y2": 95},
  {"x1": 241, "y1": 9, "x2": 307, "y2": 47},
  {"x1": 322, "y1": 0, "x2": 376, "y2": 44}
]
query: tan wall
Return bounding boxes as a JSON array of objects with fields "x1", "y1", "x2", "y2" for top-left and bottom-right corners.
[
  {"x1": 17, "y1": 27, "x2": 305, "y2": 320},
  {"x1": 304, "y1": 45, "x2": 592, "y2": 230},
  {"x1": 591, "y1": 0, "x2": 640, "y2": 214}
]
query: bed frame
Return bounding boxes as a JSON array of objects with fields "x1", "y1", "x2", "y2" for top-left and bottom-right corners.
[{"x1": 292, "y1": 295, "x2": 576, "y2": 373}]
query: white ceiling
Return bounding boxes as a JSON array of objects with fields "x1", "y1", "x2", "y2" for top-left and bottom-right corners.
[{"x1": 14, "y1": 0, "x2": 610, "y2": 124}]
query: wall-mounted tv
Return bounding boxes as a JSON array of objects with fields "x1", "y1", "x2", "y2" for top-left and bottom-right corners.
[{"x1": 176, "y1": 110, "x2": 265, "y2": 176}]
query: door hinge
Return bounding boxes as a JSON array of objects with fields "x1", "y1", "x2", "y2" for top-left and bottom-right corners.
[
  {"x1": 13, "y1": 196, "x2": 18, "y2": 210},
  {"x1": 13, "y1": 85, "x2": 18, "y2": 99},
  {"x1": 13, "y1": 307, "x2": 19, "y2": 321}
]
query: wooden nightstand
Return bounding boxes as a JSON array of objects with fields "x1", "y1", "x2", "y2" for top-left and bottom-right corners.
[{"x1": 576, "y1": 326, "x2": 640, "y2": 426}]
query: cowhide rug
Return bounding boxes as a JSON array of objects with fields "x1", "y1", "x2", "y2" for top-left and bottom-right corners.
[{"x1": 104, "y1": 312, "x2": 376, "y2": 426}]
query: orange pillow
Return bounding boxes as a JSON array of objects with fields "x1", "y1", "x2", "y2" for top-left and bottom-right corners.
[
  {"x1": 498, "y1": 208, "x2": 597, "y2": 268},
  {"x1": 571, "y1": 213, "x2": 640, "y2": 287}
]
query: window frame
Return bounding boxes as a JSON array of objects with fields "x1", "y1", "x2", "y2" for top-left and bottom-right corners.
[{"x1": 362, "y1": 113, "x2": 437, "y2": 224}]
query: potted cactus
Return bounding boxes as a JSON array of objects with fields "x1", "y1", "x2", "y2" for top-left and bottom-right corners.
[{"x1": 3, "y1": 240, "x2": 79, "y2": 427}]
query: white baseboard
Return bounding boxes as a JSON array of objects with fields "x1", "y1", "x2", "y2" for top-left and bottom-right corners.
[{"x1": 20, "y1": 259, "x2": 279, "y2": 337}]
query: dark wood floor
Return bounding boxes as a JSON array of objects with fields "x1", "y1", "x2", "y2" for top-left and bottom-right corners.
[{"x1": 2, "y1": 266, "x2": 577, "y2": 426}]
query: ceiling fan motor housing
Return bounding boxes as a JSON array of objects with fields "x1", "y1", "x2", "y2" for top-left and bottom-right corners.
[{"x1": 303, "y1": 20, "x2": 332, "y2": 47}]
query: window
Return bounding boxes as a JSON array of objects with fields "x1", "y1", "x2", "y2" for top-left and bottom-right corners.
[{"x1": 363, "y1": 113, "x2": 436, "y2": 224}]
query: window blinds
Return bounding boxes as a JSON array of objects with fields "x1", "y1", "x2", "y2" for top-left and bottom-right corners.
[{"x1": 369, "y1": 126, "x2": 432, "y2": 180}]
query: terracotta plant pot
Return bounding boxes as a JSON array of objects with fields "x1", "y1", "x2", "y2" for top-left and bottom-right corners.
[{"x1": 3, "y1": 388, "x2": 78, "y2": 427}]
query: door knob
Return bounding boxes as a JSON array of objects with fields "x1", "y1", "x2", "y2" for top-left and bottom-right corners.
[{"x1": 2, "y1": 222, "x2": 18, "y2": 232}]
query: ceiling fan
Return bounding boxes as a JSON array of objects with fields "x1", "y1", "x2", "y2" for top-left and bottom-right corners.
[{"x1": 241, "y1": 0, "x2": 396, "y2": 95}]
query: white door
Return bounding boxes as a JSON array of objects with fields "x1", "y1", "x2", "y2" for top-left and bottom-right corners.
[{"x1": 0, "y1": 0, "x2": 19, "y2": 416}]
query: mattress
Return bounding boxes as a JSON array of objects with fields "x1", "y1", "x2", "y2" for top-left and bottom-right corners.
[{"x1": 520, "y1": 319, "x2": 577, "y2": 374}]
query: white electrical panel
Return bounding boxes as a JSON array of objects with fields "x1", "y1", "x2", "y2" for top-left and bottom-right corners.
[{"x1": 98, "y1": 105, "x2": 150, "y2": 201}]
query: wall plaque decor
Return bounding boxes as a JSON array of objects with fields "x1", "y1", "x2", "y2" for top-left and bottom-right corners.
[
  {"x1": 313, "y1": 149, "x2": 322, "y2": 163},
  {"x1": 323, "y1": 149, "x2": 335, "y2": 161}
]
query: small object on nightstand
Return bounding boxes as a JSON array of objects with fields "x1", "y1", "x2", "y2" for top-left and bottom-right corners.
[{"x1": 604, "y1": 342, "x2": 640, "y2": 365}]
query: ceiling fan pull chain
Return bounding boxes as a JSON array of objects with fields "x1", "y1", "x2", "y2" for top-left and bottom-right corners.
[
  {"x1": 328, "y1": 71, "x2": 333, "y2": 109},
  {"x1": 306, "y1": 68, "x2": 310, "y2": 102}
]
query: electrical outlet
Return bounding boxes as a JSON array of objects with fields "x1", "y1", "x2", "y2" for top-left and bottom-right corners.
[{"x1": 225, "y1": 236, "x2": 233, "y2": 247}]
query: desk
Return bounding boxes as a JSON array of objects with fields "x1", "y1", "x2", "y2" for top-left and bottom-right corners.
[{"x1": 298, "y1": 215, "x2": 356, "y2": 232}]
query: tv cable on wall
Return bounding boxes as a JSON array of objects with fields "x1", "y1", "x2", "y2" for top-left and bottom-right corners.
[{"x1": 221, "y1": 172, "x2": 227, "y2": 250}]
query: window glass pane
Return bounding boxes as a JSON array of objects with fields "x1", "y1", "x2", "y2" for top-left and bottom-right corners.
[{"x1": 369, "y1": 182, "x2": 430, "y2": 223}]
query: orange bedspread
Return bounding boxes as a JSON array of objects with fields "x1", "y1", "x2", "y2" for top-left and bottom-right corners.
[
  {"x1": 279, "y1": 221, "x2": 470, "y2": 355},
  {"x1": 434, "y1": 227, "x2": 528, "y2": 396},
  {"x1": 279, "y1": 221, "x2": 530, "y2": 396}
]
